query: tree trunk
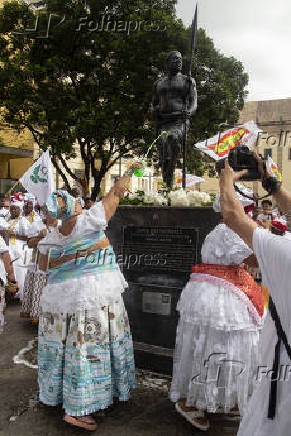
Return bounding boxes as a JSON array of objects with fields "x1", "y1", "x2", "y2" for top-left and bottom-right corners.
[
  {"x1": 51, "y1": 155, "x2": 72, "y2": 194},
  {"x1": 91, "y1": 182, "x2": 101, "y2": 201},
  {"x1": 90, "y1": 158, "x2": 105, "y2": 201},
  {"x1": 58, "y1": 155, "x2": 79, "y2": 184},
  {"x1": 79, "y1": 141, "x2": 91, "y2": 195}
]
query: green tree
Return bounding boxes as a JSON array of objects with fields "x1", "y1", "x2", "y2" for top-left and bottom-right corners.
[
  {"x1": 0, "y1": 0, "x2": 186, "y2": 197},
  {"x1": 0, "y1": 1, "x2": 248, "y2": 196}
]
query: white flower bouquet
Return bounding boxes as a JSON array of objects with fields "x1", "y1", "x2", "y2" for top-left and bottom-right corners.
[
  {"x1": 187, "y1": 190, "x2": 211, "y2": 207},
  {"x1": 120, "y1": 189, "x2": 213, "y2": 207},
  {"x1": 168, "y1": 189, "x2": 189, "y2": 207},
  {"x1": 144, "y1": 192, "x2": 167, "y2": 206}
]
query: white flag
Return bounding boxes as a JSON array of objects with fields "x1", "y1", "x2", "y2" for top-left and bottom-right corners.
[
  {"x1": 20, "y1": 150, "x2": 55, "y2": 205},
  {"x1": 175, "y1": 174, "x2": 205, "y2": 187}
]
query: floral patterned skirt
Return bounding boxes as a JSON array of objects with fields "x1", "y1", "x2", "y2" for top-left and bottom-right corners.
[{"x1": 38, "y1": 296, "x2": 135, "y2": 416}]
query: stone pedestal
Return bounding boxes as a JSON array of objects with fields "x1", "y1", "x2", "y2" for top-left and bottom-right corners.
[{"x1": 107, "y1": 206, "x2": 220, "y2": 374}]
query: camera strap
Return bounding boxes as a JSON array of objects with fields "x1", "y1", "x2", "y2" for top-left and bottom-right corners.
[
  {"x1": 234, "y1": 184, "x2": 272, "y2": 203},
  {"x1": 268, "y1": 297, "x2": 291, "y2": 419}
]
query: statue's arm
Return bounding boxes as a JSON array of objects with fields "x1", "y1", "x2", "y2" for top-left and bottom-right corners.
[
  {"x1": 187, "y1": 77, "x2": 197, "y2": 115},
  {"x1": 151, "y1": 80, "x2": 160, "y2": 119}
]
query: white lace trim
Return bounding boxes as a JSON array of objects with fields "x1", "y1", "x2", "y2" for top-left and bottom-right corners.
[
  {"x1": 189, "y1": 273, "x2": 263, "y2": 326},
  {"x1": 177, "y1": 279, "x2": 260, "y2": 331},
  {"x1": 39, "y1": 269, "x2": 128, "y2": 314},
  {"x1": 170, "y1": 320, "x2": 260, "y2": 414}
]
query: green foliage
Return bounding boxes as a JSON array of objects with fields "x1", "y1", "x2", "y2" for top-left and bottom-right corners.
[
  {"x1": 0, "y1": 0, "x2": 186, "y2": 196},
  {"x1": 119, "y1": 190, "x2": 149, "y2": 205},
  {"x1": 0, "y1": 1, "x2": 248, "y2": 196}
]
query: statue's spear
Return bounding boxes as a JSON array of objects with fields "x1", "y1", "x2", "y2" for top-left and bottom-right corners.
[{"x1": 182, "y1": 4, "x2": 198, "y2": 189}]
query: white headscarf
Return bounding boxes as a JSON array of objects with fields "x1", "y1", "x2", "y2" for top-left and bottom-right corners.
[
  {"x1": 213, "y1": 183, "x2": 255, "y2": 213},
  {"x1": 10, "y1": 200, "x2": 23, "y2": 210}
]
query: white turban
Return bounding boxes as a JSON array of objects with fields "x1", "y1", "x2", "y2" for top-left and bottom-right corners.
[{"x1": 10, "y1": 200, "x2": 23, "y2": 210}]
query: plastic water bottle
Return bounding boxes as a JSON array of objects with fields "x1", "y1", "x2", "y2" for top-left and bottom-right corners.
[{"x1": 133, "y1": 160, "x2": 146, "y2": 178}]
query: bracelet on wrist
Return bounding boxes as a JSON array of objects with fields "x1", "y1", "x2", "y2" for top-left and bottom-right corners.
[{"x1": 262, "y1": 176, "x2": 282, "y2": 195}]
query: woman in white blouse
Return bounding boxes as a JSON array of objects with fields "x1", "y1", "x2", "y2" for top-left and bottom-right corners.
[{"x1": 37, "y1": 165, "x2": 139, "y2": 431}]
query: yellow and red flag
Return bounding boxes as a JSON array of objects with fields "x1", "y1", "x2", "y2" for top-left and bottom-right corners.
[
  {"x1": 268, "y1": 157, "x2": 282, "y2": 182},
  {"x1": 194, "y1": 121, "x2": 262, "y2": 161}
]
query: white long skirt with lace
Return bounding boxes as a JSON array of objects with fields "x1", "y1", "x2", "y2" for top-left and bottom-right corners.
[{"x1": 170, "y1": 279, "x2": 261, "y2": 416}]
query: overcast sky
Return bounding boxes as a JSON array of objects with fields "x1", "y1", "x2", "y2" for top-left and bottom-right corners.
[{"x1": 176, "y1": 0, "x2": 291, "y2": 102}]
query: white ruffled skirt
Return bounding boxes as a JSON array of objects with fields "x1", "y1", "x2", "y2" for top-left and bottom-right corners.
[
  {"x1": 39, "y1": 267, "x2": 128, "y2": 316},
  {"x1": 170, "y1": 279, "x2": 261, "y2": 415},
  {"x1": 38, "y1": 268, "x2": 134, "y2": 416}
]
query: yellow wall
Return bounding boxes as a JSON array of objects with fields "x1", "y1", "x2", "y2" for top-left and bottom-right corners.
[
  {"x1": 0, "y1": 159, "x2": 8, "y2": 178},
  {"x1": 0, "y1": 126, "x2": 34, "y2": 150},
  {"x1": 0, "y1": 155, "x2": 33, "y2": 179},
  {"x1": 10, "y1": 157, "x2": 33, "y2": 178}
]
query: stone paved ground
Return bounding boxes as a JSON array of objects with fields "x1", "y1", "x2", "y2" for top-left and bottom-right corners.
[{"x1": 0, "y1": 304, "x2": 239, "y2": 436}]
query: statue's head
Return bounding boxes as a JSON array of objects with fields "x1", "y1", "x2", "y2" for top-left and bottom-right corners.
[{"x1": 167, "y1": 51, "x2": 182, "y2": 74}]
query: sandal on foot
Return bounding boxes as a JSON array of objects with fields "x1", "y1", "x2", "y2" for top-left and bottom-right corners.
[
  {"x1": 175, "y1": 402, "x2": 210, "y2": 432},
  {"x1": 63, "y1": 414, "x2": 97, "y2": 431},
  {"x1": 229, "y1": 406, "x2": 240, "y2": 416},
  {"x1": 20, "y1": 312, "x2": 30, "y2": 319},
  {"x1": 30, "y1": 317, "x2": 39, "y2": 325}
]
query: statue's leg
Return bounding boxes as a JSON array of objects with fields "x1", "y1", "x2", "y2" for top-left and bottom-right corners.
[
  {"x1": 165, "y1": 132, "x2": 180, "y2": 189},
  {"x1": 157, "y1": 126, "x2": 181, "y2": 189},
  {"x1": 158, "y1": 133, "x2": 168, "y2": 184}
]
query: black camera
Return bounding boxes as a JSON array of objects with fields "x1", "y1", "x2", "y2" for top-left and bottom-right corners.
[{"x1": 215, "y1": 146, "x2": 262, "y2": 181}]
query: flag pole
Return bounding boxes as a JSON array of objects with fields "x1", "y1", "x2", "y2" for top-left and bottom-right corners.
[
  {"x1": 6, "y1": 181, "x2": 20, "y2": 196},
  {"x1": 182, "y1": 3, "x2": 198, "y2": 189}
]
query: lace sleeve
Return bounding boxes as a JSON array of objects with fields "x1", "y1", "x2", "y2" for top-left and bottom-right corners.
[{"x1": 84, "y1": 201, "x2": 107, "y2": 231}]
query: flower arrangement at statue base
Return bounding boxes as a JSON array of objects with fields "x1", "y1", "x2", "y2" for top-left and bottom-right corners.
[{"x1": 119, "y1": 189, "x2": 214, "y2": 207}]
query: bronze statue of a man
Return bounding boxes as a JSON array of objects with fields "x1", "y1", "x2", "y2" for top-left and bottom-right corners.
[{"x1": 152, "y1": 51, "x2": 197, "y2": 188}]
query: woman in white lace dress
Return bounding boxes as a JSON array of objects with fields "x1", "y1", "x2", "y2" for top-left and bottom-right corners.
[
  {"x1": 170, "y1": 205, "x2": 265, "y2": 431},
  {"x1": 0, "y1": 201, "x2": 30, "y2": 300},
  {"x1": 37, "y1": 164, "x2": 140, "y2": 431}
]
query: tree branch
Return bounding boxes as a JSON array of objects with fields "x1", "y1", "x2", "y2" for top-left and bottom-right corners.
[
  {"x1": 51, "y1": 154, "x2": 72, "y2": 193},
  {"x1": 58, "y1": 155, "x2": 79, "y2": 182}
]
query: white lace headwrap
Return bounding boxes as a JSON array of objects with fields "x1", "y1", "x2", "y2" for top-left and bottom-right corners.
[{"x1": 201, "y1": 223, "x2": 252, "y2": 265}]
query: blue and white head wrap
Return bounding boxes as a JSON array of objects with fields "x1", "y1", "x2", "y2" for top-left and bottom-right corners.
[{"x1": 45, "y1": 190, "x2": 76, "y2": 221}]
